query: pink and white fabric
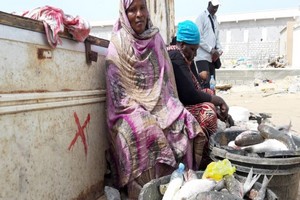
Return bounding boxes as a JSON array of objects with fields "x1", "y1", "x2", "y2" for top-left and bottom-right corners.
[{"x1": 21, "y1": 6, "x2": 90, "y2": 48}]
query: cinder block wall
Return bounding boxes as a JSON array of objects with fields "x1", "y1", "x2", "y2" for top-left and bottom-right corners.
[
  {"x1": 216, "y1": 69, "x2": 300, "y2": 85},
  {"x1": 221, "y1": 41, "x2": 279, "y2": 63},
  {"x1": 219, "y1": 17, "x2": 293, "y2": 62}
]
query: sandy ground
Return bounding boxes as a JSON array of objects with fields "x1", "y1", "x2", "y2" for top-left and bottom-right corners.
[{"x1": 218, "y1": 85, "x2": 300, "y2": 134}]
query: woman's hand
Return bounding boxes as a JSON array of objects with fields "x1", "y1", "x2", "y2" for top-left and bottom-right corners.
[{"x1": 211, "y1": 95, "x2": 229, "y2": 122}]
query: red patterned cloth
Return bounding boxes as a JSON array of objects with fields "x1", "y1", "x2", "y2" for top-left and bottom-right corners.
[{"x1": 186, "y1": 102, "x2": 217, "y2": 138}]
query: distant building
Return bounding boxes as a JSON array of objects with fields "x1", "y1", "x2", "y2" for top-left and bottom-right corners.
[
  {"x1": 217, "y1": 8, "x2": 300, "y2": 67},
  {"x1": 90, "y1": 8, "x2": 300, "y2": 67},
  {"x1": 90, "y1": 20, "x2": 114, "y2": 41}
]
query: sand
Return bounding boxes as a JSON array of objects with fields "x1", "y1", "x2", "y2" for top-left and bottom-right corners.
[{"x1": 218, "y1": 84, "x2": 300, "y2": 134}]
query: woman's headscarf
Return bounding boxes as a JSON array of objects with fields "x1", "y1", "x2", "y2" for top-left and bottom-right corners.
[
  {"x1": 114, "y1": 0, "x2": 158, "y2": 40},
  {"x1": 176, "y1": 20, "x2": 200, "y2": 45},
  {"x1": 106, "y1": 0, "x2": 178, "y2": 113}
]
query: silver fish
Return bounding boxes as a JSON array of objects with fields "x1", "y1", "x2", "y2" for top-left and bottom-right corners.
[
  {"x1": 183, "y1": 169, "x2": 198, "y2": 182},
  {"x1": 243, "y1": 167, "x2": 261, "y2": 197},
  {"x1": 234, "y1": 130, "x2": 264, "y2": 147},
  {"x1": 160, "y1": 169, "x2": 199, "y2": 196},
  {"x1": 214, "y1": 179, "x2": 226, "y2": 191},
  {"x1": 173, "y1": 178, "x2": 216, "y2": 200},
  {"x1": 258, "y1": 124, "x2": 296, "y2": 150},
  {"x1": 275, "y1": 121, "x2": 292, "y2": 133},
  {"x1": 224, "y1": 168, "x2": 261, "y2": 198},
  {"x1": 228, "y1": 140, "x2": 242, "y2": 150},
  {"x1": 223, "y1": 174, "x2": 244, "y2": 198},
  {"x1": 241, "y1": 139, "x2": 288, "y2": 153},
  {"x1": 254, "y1": 175, "x2": 273, "y2": 200}
]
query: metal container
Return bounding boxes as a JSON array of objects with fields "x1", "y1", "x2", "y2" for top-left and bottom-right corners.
[
  {"x1": 0, "y1": 11, "x2": 109, "y2": 199},
  {"x1": 139, "y1": 171, "x2": 278, "y2": 200},
  {"x1": 209, "y1": 130, "x2": 300, "y2": 200}
]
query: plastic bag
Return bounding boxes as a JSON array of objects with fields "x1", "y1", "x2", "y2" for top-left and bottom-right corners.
[{"x1": 202, "y1": 159, "x2": 236, "y2": 181}]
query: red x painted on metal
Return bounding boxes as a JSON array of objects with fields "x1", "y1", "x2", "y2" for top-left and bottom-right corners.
[{"x1": 68, "y1": 112, "x2": 91, "y2": 156}]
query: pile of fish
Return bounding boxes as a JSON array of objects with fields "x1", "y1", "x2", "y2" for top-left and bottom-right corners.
[
  {"x1": 228, "y1": 123, "x2": 298, "y2": 153},
  {"x1": 160, "y1": 163, "x2": 271, "y2": 200}
]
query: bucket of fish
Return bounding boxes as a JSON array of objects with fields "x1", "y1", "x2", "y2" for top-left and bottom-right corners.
[
  {"x1": 209, "y1": 123, "x2": 300, "y2": 200},
  {"x1": 138, "y1": 169, "x2": 278, "y2": 200}
]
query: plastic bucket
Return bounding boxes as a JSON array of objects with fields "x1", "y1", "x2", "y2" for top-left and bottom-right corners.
[
  {"x1": 138, "y1": 171, "x2": 278, "y2": 200},
  {"x1": 209, "y1": 130, "x2": 300, "y2": 200}
]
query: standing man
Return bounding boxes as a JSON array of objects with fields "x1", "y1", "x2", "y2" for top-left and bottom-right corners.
[{"x1": 195, "y1": 0, "x2": 223, "y2": 89}]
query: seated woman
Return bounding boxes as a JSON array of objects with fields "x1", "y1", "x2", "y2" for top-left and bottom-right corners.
[
  {"x1": 167, "y1": 20, "x2": 231, "y2": 169},
  {"x1": 105, "y1": 0, "x2": 207, "y2": 198}
]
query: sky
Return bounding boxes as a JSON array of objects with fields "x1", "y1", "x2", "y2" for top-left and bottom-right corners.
[{"x1": 1, "y1": 0, "x2": 300, "y2": 23}]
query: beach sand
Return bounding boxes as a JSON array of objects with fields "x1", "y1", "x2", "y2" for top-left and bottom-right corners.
[{"x1": 218, "y1": 84, "x2": 300, "y2": 133}]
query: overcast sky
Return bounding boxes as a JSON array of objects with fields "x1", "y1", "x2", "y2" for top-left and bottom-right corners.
[{"x1": 1, "y1": 0, "x2": 300, "y2": 22}]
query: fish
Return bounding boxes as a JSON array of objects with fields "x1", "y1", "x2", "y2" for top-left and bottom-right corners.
[
  {"x1": 214, "y1": 179, "x2": 226, "y2": 191},
  {"x1": 247, "y1": 175, "x2": 273, "y2": 200},
  {"x1": 243, "y1": 167, "x2": 261, "y2": 196},
  {"x1": 241, "y1": 139, "x2": 288, "y2": 153},
  {"x1": 234, "y1": 130, "x2": 264, "y2": 147},
  {"x1": 195, "y1": 191, "x2": 243, "y2": 200},
  {"x1": 226, "y1": 141, "x2": 249, "y2": 156},
  {"x1": 183, "y1": 169, "x2": 198, "y2": 182},
  {"x1": 249, "y1": 189, "x2": 259, "y2": 200},
  {"x1": 254, "y1": 175, "x2": 273, "y2": 200},
  {"x1": 224, "y1": 168, "x2": 261, "y2": 198},
  {"x1": 275, "y1": 121, "x2": 292, "y2": 133},
  {"x1": 160, "y1": 168, "x2": 196, "y2": 195},
  {"x1": 223, "y1": 174, "x2": 244, "y2": 198},
  {"x1": 258, "y1": 124, "x2": 297, "y2": 150},
  {"x1": 173, "y1": 178, "x2": 216, "y2": 200},
  {"x1": 228, "y1": 140, "x2": 242, "y2": 150},
  {"x1": 159, "y1": 183, "x2": 168, "y2": 195}
]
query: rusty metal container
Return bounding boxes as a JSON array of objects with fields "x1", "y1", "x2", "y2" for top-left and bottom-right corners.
[{"x1": 0, "y1": 11, "x2": 109, "y2": 199}]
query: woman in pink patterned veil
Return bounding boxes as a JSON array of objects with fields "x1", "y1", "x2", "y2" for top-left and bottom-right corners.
[{"x1": 105, "y1": 0, "x2": 206, "y2": 198}]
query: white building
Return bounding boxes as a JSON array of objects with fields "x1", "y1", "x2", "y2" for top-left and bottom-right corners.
[
  {"x1": 90, "y1": 8, "x2": 300, "y2": 67},
  {"x1": 217, "y1": 8, "x2": 300, "y2": 67}
]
